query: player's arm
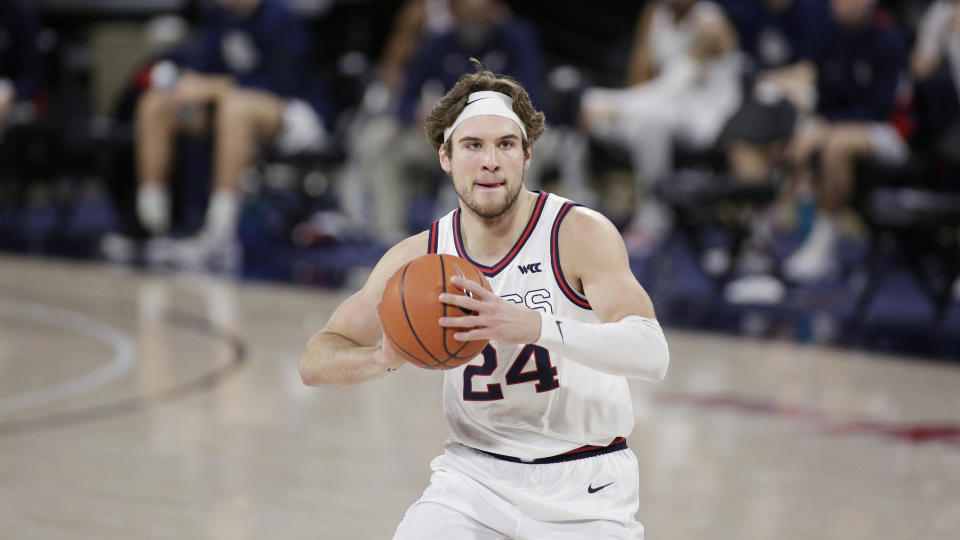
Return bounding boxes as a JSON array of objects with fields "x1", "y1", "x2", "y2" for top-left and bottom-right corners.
[
  {"x1": 438, "y1": 207, "x2": 668, "y2": 381},
  {"x1": 910, "y1": 3, "x2": 952, "y2": 80},
  {"x1": 299, "y1": 232, "x2": 428, "y2": 387},
  {"x1": 688, "y1": 8, "x2": 737, "y2": 62},
  {"x1": 624, "y1": 3, "x2": 657, "y2": 86},
  {"x1": 531, "y1": 206, "x2": 668, "y2": 381}
]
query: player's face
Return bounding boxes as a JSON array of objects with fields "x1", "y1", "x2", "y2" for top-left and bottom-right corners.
[{"x1": 440, "y1": 115, "x2": 531, "y2": 220}]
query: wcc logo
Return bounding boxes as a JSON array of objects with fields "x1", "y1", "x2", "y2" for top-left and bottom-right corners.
[{"x1": 517, "y1": 262, "x2": 543, "y2": 275}]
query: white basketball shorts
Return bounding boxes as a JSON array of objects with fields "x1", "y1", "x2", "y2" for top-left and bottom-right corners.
[{"x1": 393, "y1": 440, "x2": 646, "y2": 540}]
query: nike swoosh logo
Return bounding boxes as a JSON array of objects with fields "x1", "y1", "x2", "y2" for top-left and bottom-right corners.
[
  {"x1": 587, "y1": 482, "x2": 613, "y2": 494},
  {"x1": 555, "y1": 320, "x2": 564, "y2": 343},
  {"x1": 466, "y1": 96, "x2": 493, "y2": 106}
]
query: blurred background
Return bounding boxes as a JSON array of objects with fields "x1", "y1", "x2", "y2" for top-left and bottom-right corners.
[{"x1": 1, "y1": 0, "x2": 958, "y2": 361}]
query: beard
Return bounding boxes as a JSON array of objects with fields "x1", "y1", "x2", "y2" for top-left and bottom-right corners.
[{"x1": 454, "y1": 174, "x2": 524, "y2": 222}]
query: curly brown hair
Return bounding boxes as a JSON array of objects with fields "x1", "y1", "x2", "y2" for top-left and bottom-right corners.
[{"x1": 424, "y1": 59, "x2": 546, "y2": 155}]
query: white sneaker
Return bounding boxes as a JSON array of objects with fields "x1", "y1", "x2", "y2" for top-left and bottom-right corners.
[
  {"x1": 783, "y1": 241, "x2": 836, "y2": 282},
  {"x1": 99, "y1": 233, "x2": 137, "y2": 264},
  {"x1": 724, "y1": 274, "x2": 786, "y2": 304},
  {"x1": 701, "y1": 247, "x2": 731, "y2": 276},
  {"x1": 145, "y1": 234, "x2": 242, "y2": 272},
  {"x1": 784, "y1": 214, "x2": 838, "y2": 282},
  {"x1": 144, "y1": 236, "x2": 176, "y2": 267}
]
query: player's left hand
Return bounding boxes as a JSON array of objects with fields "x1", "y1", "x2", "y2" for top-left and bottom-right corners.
[{"x1": 438, "y1": 275, "x2": 542, "y2": 345}]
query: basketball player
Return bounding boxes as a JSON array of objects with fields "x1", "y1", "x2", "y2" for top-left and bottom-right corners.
[{"x1": 300, "y1": 63, "x2": 670, "y2": 539}]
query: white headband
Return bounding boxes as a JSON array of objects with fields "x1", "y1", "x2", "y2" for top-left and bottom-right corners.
[{"x1": 442, "y1": 91, "x2": 527, "y2": 143}]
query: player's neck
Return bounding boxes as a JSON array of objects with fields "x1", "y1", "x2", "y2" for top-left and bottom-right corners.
[{"x1": 459, "y1": 190, "x2": 538, "y2": 265}]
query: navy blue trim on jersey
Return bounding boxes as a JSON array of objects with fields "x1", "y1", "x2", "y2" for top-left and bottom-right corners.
[
  {"x1": 452, "y1": 191, "x2": 548, "y2": 277},
  {"x1": 550, "y1": 202, "x2": 592, "y2": 310},
  {"x1": 476, "y1": 437, "x2": 627, "y2": 464},
  {"x1": 427, "y1": 221, "x2": 439, "y2": 254}
]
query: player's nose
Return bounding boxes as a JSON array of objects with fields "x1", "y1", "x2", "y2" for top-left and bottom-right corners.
[{"x1": 481, "y1": 145, "x2": 499, "y2": 171}]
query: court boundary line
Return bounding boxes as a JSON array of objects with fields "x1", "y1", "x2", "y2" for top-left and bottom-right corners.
[
  {"x1": 0, "y1": 307, "x2": 246, "y2": 438},
  {"x1": 0, "y1": 297, "x2": 137, "y2": 416}
]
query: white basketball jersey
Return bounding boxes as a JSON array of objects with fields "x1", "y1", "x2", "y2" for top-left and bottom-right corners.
[{"x1": 427, "y1": 191, "x2": 635, "y2": 461}]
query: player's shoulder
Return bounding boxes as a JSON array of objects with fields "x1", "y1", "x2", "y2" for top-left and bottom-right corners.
[
  {"x1": 378, "y1": 230, "x2": 431, "y2": 272},
  {"x1": 555, "y1": 205, "x2": 624, "y2": 256},
  {"x1": 561, "y1": 205, "x2": 620, "y2": 237},
  {"x1": 552, "y1": 204, "x2": 630, "y2": 283}
]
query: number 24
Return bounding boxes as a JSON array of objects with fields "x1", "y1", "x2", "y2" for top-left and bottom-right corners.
[{"x1": 463, "y1": 344, "x2": 559, "y2": 401}]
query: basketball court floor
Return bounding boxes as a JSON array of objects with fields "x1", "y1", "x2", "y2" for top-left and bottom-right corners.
[{"x1": 1, "y1": 254, "x2": 958, "y2": 539}]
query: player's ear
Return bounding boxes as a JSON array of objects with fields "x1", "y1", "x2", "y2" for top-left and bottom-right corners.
[
  {"x1": 523, "y1": 144, "x2": 532, "y2": 171},
  {"x1": 439, "y1": 144, "x2": 452, "y2": 174}
]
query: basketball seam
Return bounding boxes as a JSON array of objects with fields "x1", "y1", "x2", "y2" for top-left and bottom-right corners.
[
  {"x1": 384, "y1": 262, "x2": 434, "y2": 368},
  {"x1": 440, "y1": 256, "x2": 483, "y2": 364},
  {"x1": 439, "y1": 255, "x2": 473, "y2": 365},
  {"x1": 440, "y1": 254, "x2": 453, "y2": 364},
  {"x1": 399, "y1": 261, "x2": 445, "y2": 366}
]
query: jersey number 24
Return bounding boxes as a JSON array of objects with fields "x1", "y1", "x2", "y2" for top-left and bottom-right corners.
[{"x1": 463, "y1": 344, "x2": 559, "y2": 401}]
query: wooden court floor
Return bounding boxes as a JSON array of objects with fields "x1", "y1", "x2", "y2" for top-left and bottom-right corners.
[{"x1": 1, "y1": 254, "x2": 958, "y2": 539}]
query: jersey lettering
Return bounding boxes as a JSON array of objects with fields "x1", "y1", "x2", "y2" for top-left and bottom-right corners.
[
  {"x1": 524, "y1": 289, "x2": 553, "y2": 314},
  {"x1": 501, "y1": 294, "x2": 523, "y2": 305},
  {"x1": 499, "y1": 290, "x2": 554, "y2": 313}
]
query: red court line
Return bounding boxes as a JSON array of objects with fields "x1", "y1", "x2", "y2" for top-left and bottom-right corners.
[{"x1": 657, "y1": 391, "x2": 960, "y2": 446}]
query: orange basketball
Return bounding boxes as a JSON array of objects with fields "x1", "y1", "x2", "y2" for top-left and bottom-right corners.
[{"x1": 378, "y1": 254, "x2": 491, "y2": 370}]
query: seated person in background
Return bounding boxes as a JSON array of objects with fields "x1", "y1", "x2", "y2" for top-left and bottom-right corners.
[
  {"x1": 336, "y1": 0, "x2": 456, "y2": 239},
  {"x1": 370, "y1": 0, "x2": 456, "y2": 106},
  {"x1": 911, "y1": 0, "x2": 960, "y2": 300},
  {"x1": 133, "y1": 0, "x2": 331, "y2": 266},
  {"x1": 720, "y1": 0, "x2": 829, "y2": 180},
  {"x1": 0, "y1": 0, "x2": 45, "y2": 135},
  {"x1": 911, "y1": 0, "x2": 960, "y2": 167},
  {"x1": 339, "y1": 0, "x2": 543, "y2": 245},
  {"x1": 579, "y1": 0, "x2": 742, "y2": 241},
  {"x1": 726, "y1": 0, "x2": 909, "y2": 282}
]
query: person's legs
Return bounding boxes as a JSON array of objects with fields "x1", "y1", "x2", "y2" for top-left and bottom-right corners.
[
  {"x1": 338, "y1": 115, "x2": 402, "y2": 235},
  {"x1": 212, "y1": 89, "x2": 283, "y2": 191},
  {"x1": 370, "y1": 126, "x2": 437, "y2": 243},
  {"x1": 818, "y1": 123, "x2": 873, "y2": 214},
  {"x1": 135, "y1": 89, "x2": 201, "y2": 235},
  {"x1": 393, "y1": 502, "x2": 507, "y2": 540},
  {"x1": 785, "y1": 123, "x2": 875, "y2": 281},
  {"x1": 727, "y1": 140, "x2": 778, "y2": 183},
  {"x1": 203, "y1": 88, "x2": 284, "y2": 240},
  {"x1": 394, "y1": 445, "x2": 516, "y2": 540},
  {"x1": 144, "y1": 88, "x2": 285, "y2": 270},
  {"x1": 619, "y1": 101, "x2": 679, "y2": 243}
]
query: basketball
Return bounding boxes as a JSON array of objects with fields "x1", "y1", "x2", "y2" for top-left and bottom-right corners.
[{"x1": 378, "y1": 254, "x2": 491, "y2": 370}]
